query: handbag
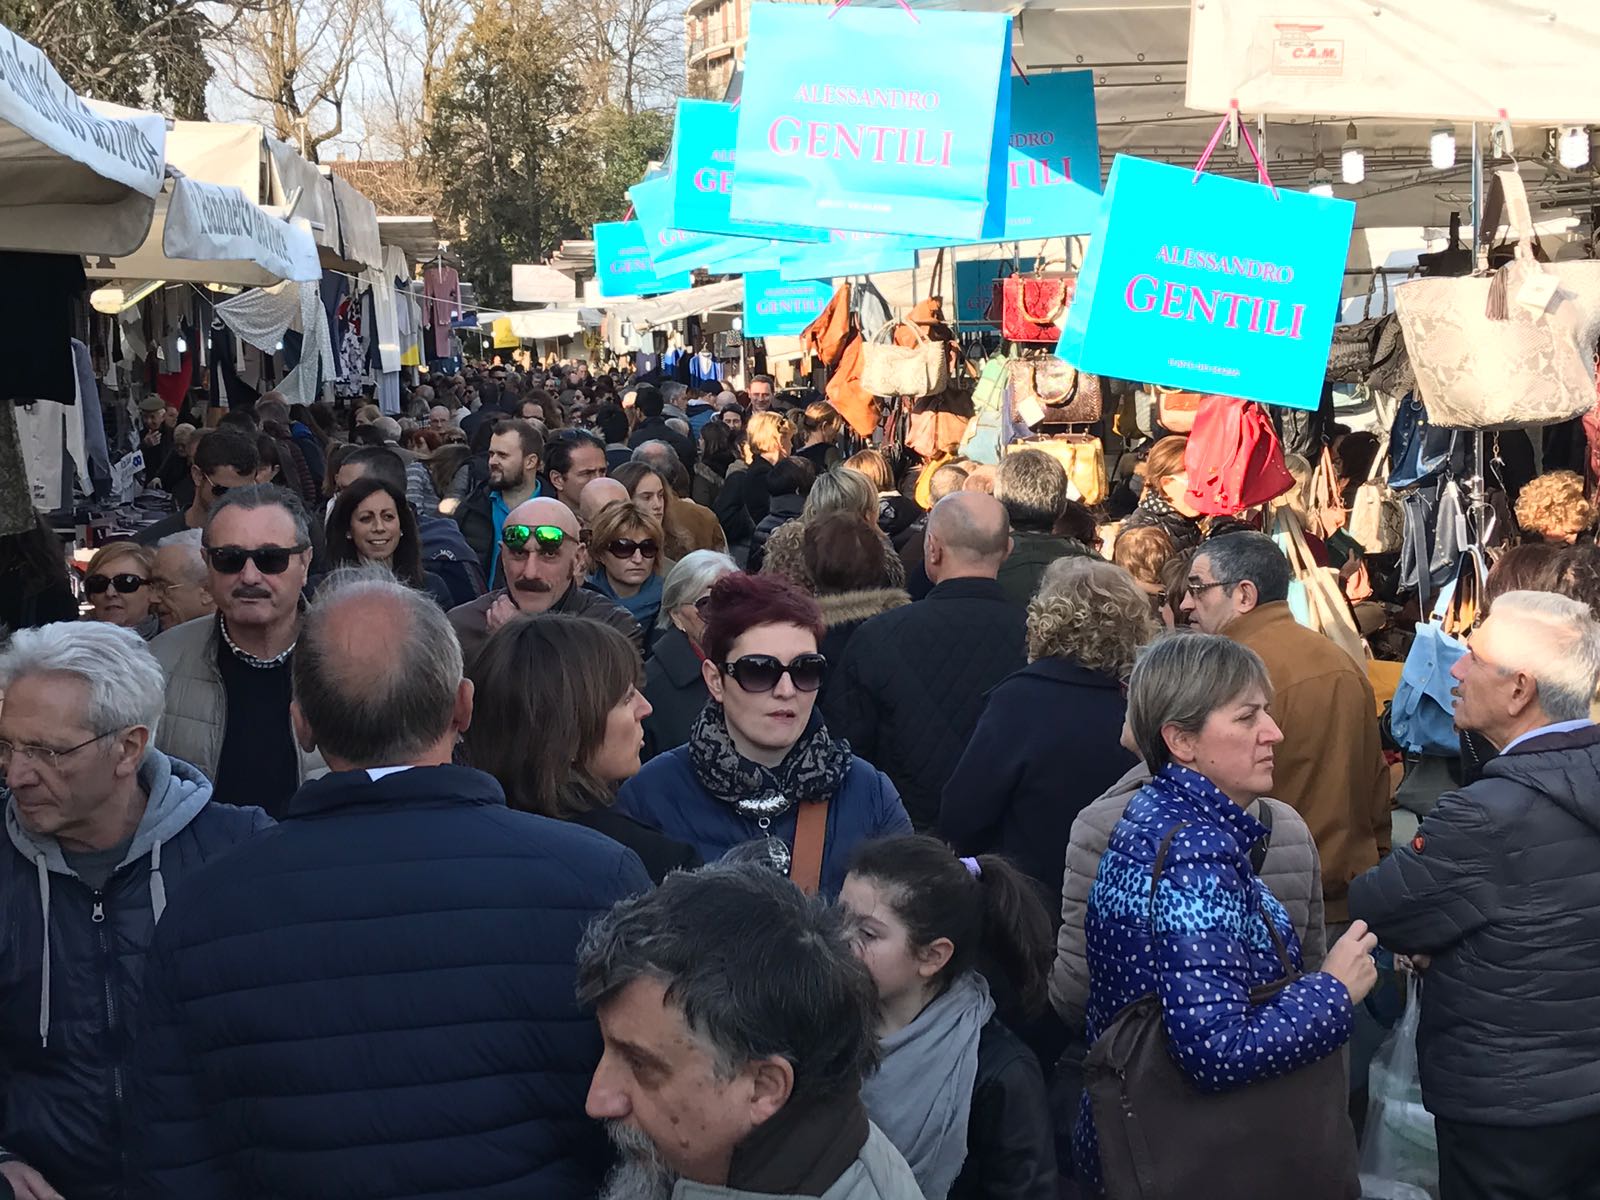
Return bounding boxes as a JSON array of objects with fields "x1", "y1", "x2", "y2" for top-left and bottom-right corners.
[
  {"x1": 1349, "y1": 397, "x2": 1405, "y2": 554},
  {"x1": 1086, "y1": 823, "x2": 1360, "y2": 1200},
  {"x1": 1182, "y1": 395, "x2": 1296, "y2": 516},
  {"x1": 1271, "y1": 509, "x2": 1368, "y2": 665},
  {"x1": 1386, "y1": 395, "x2": 1453, "y2": 489},
  {"x1": 1006, "y1": 433, "x2": 1107, "y2": 505},
  {"x1": 1155, "y1": 386, "x2": 1203, "y2": 434},
  {"x1": 799, "y1": 283, "x2": 853, "y2": 368},
  {"x1": 1306, "y1": 445, "x2": 1346, "y2": 541},
  {"x1": 1391, "y1": 592, "x2": 1467, "y2": 757},
  {"x1": 860, "y1": 319, "x2": 949, "y2": 399},
  {"x1": 1394, "y1": 170, "x2": 1600, "y2": 429},
  {"x1": 1008, "y1": 354, "x2": 1103, "y2": 427},
  {"x1": 1326, "y1": 272, "x2": 1389, "y2": 384},
  {"x1": 1441, "y1": 545, "x2": 1489, "y2": 640},
  {"x1": 959, "y1": 357, "x2": 1023, "y2": 466},
  {"x1": 1002, "y1": 262, "x2": 1075, "y2": 343}
]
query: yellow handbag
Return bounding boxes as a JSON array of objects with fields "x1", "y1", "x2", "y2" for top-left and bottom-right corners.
[{"x1": 1006, "y1": 434, "x2": 1107, "y2": 505}]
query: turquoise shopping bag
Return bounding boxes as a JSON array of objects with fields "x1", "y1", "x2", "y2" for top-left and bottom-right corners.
[
  {"x1": 987, "y1": 70, "x2": 1102, "y2": 241},
  {"x1": 628, "y1": 175, "x2": 764, "y2": 273},
  {"x1": 775, "y1": 230, "x2": 920, "y2": 281},
  {"x1": 593, "y1": 221, "x2": 693, "y2": 299},
  {"x1": 671, "y1": 100, "x2": 828, "y2": 243},
  {"x1": 1056, "y1": 141, "x2": 1355, "y2": 411},
  {"x1": 743, "y1": 272, "x2": 834, "y2": 337},
  {"x1": 954, "y1": 258, "x2": 1037, "y2": 328},
  {"x1": 732, "y1": 3, "x2": 1013, "y2": 240}
]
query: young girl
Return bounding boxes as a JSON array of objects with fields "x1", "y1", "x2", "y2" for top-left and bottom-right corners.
[{"x1": 842, "y1": 835, "x2": 1058, "y2": 1200}]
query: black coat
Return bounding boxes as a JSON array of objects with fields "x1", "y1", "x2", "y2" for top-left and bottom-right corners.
[
  {"x1": 1349, "y1": 724, "x2": 1600, "y2": 1126},
  {"x1": 748, "y1": 494, "x2": 803, "y2": 575},
  {"x1": 127, "y1": 765, "x2": 651, "y2": 1199},
  {"x1": 949, "y1": 1018, "x2": 1058, "y2": 1200},
  {"x1": 825, "y1": 578, "x2": 1027, "y2": 829},
  {"x1": 0, "y1": 753, "x2": 269, "y2": 1200},
  {"x1": 627, "y1": 417, "x2": 696, "y2": 470},
  {"x1": 642, "y1": 625, "x2": 710, "y2": 762},
  {"x1": 570, "y1": 806, "x2": 701, "y2": 885},
  {"x1": 454, "y1": 481, "x2": 498, "y2": 586},
  {"x1": 939, "y1": 657, "x2": 1137, "y2": 911},
  {"x1": 714, "y1": 457, "x2": 774, "y2": 542}
]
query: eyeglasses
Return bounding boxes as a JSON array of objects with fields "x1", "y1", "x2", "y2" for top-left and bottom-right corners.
[
  {"x1": 83, "y1": 572, "x2": 148, "y2": 596},
  {"x1": 502, "y1": 524, "x2": 570, "y2": 558},
  {"x1": 202, "y1": 544, "x2": 308, "y2": 575},
  {"x1": 1186, "y1": 579, "x2": 1231, "y2": 600},
  {"x1": 694, "y1": 594, "x2": 713, "y2": 614},
  {"x1": 0, "y1": 729, "x2": 120, "y2": 774},
  {"x1": 721, "y1": 653, "x2": 828, "y2": 694},
  {"x1": 606, "y1": 538, "x2": 659, "y2": 561},
  {"x1": 202, "y1": 476, "x2": 232, "y2": 498}
]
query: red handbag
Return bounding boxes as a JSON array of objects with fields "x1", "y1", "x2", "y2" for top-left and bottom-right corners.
[
  {"x1": 1182, "y1": 395, "x2": 1296, "y2": 516},
  {"x1": 1002, "y1": 267, "x2": 1075, "y2": 343}
]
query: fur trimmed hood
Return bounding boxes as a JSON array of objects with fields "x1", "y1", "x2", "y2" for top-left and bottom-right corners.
[{"x1": 816, "y1": 587, "x2": 912, "y2": 629}]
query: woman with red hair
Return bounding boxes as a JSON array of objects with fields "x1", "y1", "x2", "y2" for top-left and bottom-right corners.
[{"x1": 616, "y1": 572, "x2": 911, "y2": 896}]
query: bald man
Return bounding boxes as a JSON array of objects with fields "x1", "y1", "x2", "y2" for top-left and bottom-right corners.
[
  {"x1": 577, "y1": 476, "x2": 629, "y2": 530},
  {"x1": 901, "y1": 461, "x2": 976, "y2": 598},
  {"x1": 824, "y1": 492, "x2": 1027, "y2": 830},
  {"x1": 445, "y1": 496, "x2": 640, "y2": 665}
]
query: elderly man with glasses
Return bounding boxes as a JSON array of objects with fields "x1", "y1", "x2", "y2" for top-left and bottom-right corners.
[
  {"x1": 149, "y1": 484, "x2": 325, "y2": 818},
  {"x1": 0, "y1": 622, "x2": 270, "y2": 1200},
  {"x1": 446, "y1": 496, "x2": 640, "y2": 668}
]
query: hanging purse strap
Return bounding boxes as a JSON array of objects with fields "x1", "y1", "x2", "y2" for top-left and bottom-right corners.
[
  {"x1": 789, "y1": 799, "x2": 831, "y2": 897},
  {"x1": 1250, "y1": 801, "x2": 1273, "y2": 874},
  {"x1": 1146, "y1": 822, "x2": 1189, "y2": 927}
]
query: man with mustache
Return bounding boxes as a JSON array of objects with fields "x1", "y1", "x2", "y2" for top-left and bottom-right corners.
[
  {"x1": 447, "y1": 496, "x2": 639, "y2": 668},
  {"x1": 151, "y1": 485, "x2": 325, "y2": 816},
  {"x1": 577, "y1": 865, "x2": 922, "y2": 1200}
]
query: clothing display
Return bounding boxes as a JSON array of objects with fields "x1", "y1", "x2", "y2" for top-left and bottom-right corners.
[
  {"x1": 0, "y1": 252, "x2": 85, "y2": 405},
  {"x1": 689, "y1": 350, "x2": 725, "y2": 388},
  {"x1": 71, "y1": 340, "x2": 110, "y2": 487},
  {"x1": 216, "y1": 281, "x2": 336, "y2": 409},
  {"x1": 423, "y1": 265, "x2": 461, "y2": 360}
]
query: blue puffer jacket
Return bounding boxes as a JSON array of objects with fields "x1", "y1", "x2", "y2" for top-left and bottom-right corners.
[
  {"x1": 615, "y1": 733, "x2": 911, "y2": 898},
  {"x1": 127, "y1": 764, "x2": 652, "y2": 1200},
  {"x1": 1075, "y1": 765, "x2": 1353, "y2": 1190},
  {"x1": 0, "y1": 752, "x2": 270, "y2": 1200}
]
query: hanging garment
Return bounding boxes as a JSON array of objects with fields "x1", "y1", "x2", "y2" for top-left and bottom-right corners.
[
  {"x1": 0, "y1": 252, "x2": 85, "y2": 404},
  {"x1": 69, "y1": 341, "x2": 103, "y2": 487},
  {"x1": 15, "y1": 402, "x2": 68, "y2": 511},
  {"x1": 0, "y1": 401, "x2": 35, "y2": 535},
  {"x1": 216, "y1": 281, "x2": 336, "y2": 409},
  {"x1": 365, "y1": 246, "x2": 405, "y2": 374},
  {"x1": 209, "y1": 323, "x2": 258, "y2": 411},
  {"x1": 377, "y1": 372, "x2": 401, "y2": 415},
  {"x1": 422, "y1": 265, "x2": 461, "y2": 339},
  {"x1": 689, "y1": 351, "x2": 724, "y2": 388},
  {"x1": 156, "y1": 349, "x2": 194, "y2": 409},
  {"x1": 398, "y1": 283, "x2": 422, "y2": 367}
]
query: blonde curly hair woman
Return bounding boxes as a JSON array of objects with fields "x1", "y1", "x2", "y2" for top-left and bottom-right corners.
[
  {"x1": 1515, "y1": 470, "x2": 1595, "y2": 545},
  {"x1": 941, "y1": 556, "x2": 1158, "y2": 895}
]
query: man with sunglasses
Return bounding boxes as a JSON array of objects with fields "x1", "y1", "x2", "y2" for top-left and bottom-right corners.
[
  {"x1": 150, "y1": 485, "x2": 325, "y2": 818},
  {"x1": 133, "y1": 429, "x2": 260, "y2": 547},
  {"x1": 0, "y1": 622, "x2": 270, "y2": 1200},
  {"x1": 447, "y1": 497, "x2": 640, "y2": 667}
]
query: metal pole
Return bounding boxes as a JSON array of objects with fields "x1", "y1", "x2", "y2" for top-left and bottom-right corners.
[{"x1": 1468, "y1": 123, "x2": 1489, "y2": 543}]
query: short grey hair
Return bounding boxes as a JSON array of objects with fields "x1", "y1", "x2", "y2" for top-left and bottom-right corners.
[
  {"x1": 995, "y1": 450, "x2": 1068, "y2": 532},
  {"x1": 803, "y1": 468, "x2": 875, "y2": 523},
  {"x1": 156, "y1": 527, "x2": 205, "y2": 550},
  {"x1": 155, "y1": 530, "x2": 209, "y2": 586},
  {"x1": 662, "y1": 550, "x2": 739, "y2": 614},
  {"x1": 0, "y1": 622, "x2": 164, "y2": 738},
  {"x1": 205, "y1": 483, "x2": 311, "y2": 545},
  {"x1": 255, "y1": 397, "x2": 290, "y2": 425},
  {"x1": 374, "y1": 416, "x2": 402, "y2": 442},
  {"x1": 293, "y1": 567, "x2": 463, "y2": 766},
  {"x1": 1199, "y1": 532, "x2": 1292, "y2": 606},
  {"x1": 1486, "y1": 590, "x2": 1600, "y2": 721},
  {"x1": 631, "y1": 440, "x2": 677, "y2": 472},
  {"x1": 1127, "y1": 633, "x2": 1272, "y2": 771}
]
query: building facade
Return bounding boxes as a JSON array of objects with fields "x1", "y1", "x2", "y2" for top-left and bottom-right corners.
[{"x1": 685, "y1": 0, "x2": 827, "y2": 97}]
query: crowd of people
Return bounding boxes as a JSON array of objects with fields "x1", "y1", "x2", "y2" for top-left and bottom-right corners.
[{"x1": 1, "y1": 358, "x2": 1599, "y2": 1200}]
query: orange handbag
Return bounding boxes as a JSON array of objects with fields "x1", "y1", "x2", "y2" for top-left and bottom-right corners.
[{"x1": 800, "y1": 283, "x2": 852, "y2": 369}]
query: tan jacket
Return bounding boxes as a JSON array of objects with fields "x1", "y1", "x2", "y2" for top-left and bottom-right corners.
[
  {"x1": 1049, "y1": 763, "x2": 1326, "y2": 1033},
  {"x1": 149, "y1": 615, "x2": 325, "y2": 785},
  {"x1": 1226, "y1": 601, "x2": 1391, "y2": 924},
  {"x1": 666, "y1": 497, "x2": 728, "y2": 558}
]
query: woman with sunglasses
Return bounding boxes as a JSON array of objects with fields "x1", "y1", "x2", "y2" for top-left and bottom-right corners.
[
  {"x1": 463, "y1": 614, "x2": 700, "y2": 885},
  {"x1": 617, "y1": 572, "x2": 912, "y2": 898},
  {"x1": 586, "y1": 500, "x2": 666, "y2": 643},
  {"x1": 323, "y1": 477, "x2": 454, "y2": 609},
  {"x1": 642, "y1": 550, "x2": 739, "y2": 760},
  {"x1": 81, "y1": 541, "x2": 159, "y2": 639}
]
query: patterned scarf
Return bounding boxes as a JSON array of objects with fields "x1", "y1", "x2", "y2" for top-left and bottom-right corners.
[
  {"x1": 688, "y1": 702, "x2": 852, "y2": 819},
  {"x1": 1138, "y1": 484, "x2": 1183, "y2": 522}
]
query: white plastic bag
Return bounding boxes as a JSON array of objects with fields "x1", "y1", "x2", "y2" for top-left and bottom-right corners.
[{"x1": 1359, "y1": 974, "x2": 1438, "y2": 1200}]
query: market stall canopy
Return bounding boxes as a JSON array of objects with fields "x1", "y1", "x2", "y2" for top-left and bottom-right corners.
[
  {"x1": 267, "y1": 138, "x2": 340, "y2": 256},
  {"x1": 605, "y1": 277, "x2": 744, "y2": 327},
  {"x1": 84, "y1": 175, "x2": 321, "y2": 285},
  {"x1": 0, "y1": 22, "x2": 166, "y2": 255},
  {"x1": 512, "y1": 263, "x2": 578, "y2": 303},
  {"x1": 376, "y1": 215, "x2": 443, "y2": 269},
  {"x1": 476, "y1": 308, "x2": 586, "y2": 340},
  {"x1": 327, "y1": 171, "x2": 383, "y2": 272}
]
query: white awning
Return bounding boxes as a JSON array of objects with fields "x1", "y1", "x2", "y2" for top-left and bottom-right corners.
[
  {"x1": 605, "y1": 277, "x2": 744, "y2": 327},
  {"x1": 477, "y1": 308, "x2": 587, "y2": 340},
  {"x1": 267, "y1": 137, "x2": 340, "y2": 254},
  {"x1": 512, "y1": 263, "x2": 578, "y2": 303},
  {"x1": 0, "y1": 23, "x2": 166, "y2": 255},
  {"x1": 85, "y1": 175, "x2": 320, "y2": 285}
]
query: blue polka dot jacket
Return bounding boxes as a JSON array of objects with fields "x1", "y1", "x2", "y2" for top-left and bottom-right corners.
[{"x1": 1074, "y1": 764, "x2": 1354, "y2": 1190}]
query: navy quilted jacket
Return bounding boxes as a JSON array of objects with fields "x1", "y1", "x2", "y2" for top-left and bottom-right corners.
[
  {"x1": 126, "y1": 765, "x2": 651, "y2": 1200},
  {"x1": 1075, "y1": 766, "x2": 1353, "y2": 1189}
]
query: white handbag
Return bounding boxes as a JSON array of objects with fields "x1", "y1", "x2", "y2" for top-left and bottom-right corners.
[
  {"x1": 1394, "y1": 170, "x2": 1600, "y2": 430},
  {"x1": 1348, "y1": 391, "x2": 1404, "y2": 555},
  {"x1": 859, "y1": 319, "x2": 949, "y2": 399}
]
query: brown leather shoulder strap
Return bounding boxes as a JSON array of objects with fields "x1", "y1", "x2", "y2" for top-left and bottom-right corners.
[{"x1": 790, "y1": 800, "x2": 830, "y2": 896}]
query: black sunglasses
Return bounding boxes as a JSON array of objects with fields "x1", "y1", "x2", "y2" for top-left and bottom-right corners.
[
  {"x1": 203, "y1": 544, "x2": 308, "y2": 575},
  {"x1": 722, "y1": 653, "x2": 828, "y2": 694},
  {"x1": 84, "y1": 572, "x2": 148, "y2": 596},
  {"x1": 606, "y1": 538, "x2": 659, "y2": 560},
  {"x1": 502, "y1": 524, "x2": 570, "y2": 557}
]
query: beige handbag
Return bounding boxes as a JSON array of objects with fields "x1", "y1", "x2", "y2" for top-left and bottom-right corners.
[
  {"x1": 1348, "y1": 397, "x2": 1404, "y2": 554},
  {"x1": 1005, "y1": 433, "x2": 1107, "y2": 505},
  {"x1": 860, "y1": 319, "x2": 948, "y2": 399},
  {"x1": 1394, "y1": 170, "x2": 1600, "y2": 430},
  {"x1": 1272, "y1": 508, "x2": 1368, "y2": 665}
]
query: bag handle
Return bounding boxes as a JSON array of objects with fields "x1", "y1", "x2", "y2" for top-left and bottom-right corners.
[
  {"x1": 1018, "y1": 277, "x2": 1071, "y2": 326},
  {"x1": 926, "y1": 248, "x2": 946, "y2": 303},
  {"x1": 789, "y1": 799, "x2": 830, "y2": 896},
  {"x1": 1031, "y1": 360, "x2": 1076, "y2": 401},
  {"x1": 1145, "y1": 822, "x2": 1189, "y2": 927},
  {"x1": 1194, "y1": 101, "x2": 1279, "y2": 198},
  {"x1": 871, "y1": 319, "x2": 929, "y2": 347}
]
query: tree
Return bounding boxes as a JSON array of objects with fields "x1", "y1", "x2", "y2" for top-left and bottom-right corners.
[
  {"x1": 0, "y1": 0, "x2": 237, "y2": 117},
  {"x1": 572, "y1": 0, "x2": 684, "y2": 115},
  {"x1": 558, "y1": 105, "x2": 673, "y2": 233},
  {"x1": 357, "y1": 0, "x2": 466, "y2": 157},
  {"x1": 212, "y1": 0, "x2": 369, "y2": 162}
]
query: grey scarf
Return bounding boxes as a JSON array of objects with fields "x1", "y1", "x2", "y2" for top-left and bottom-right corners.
[{"x1": 861, "y1": 972, "x2": 995, "y2": 1200}]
